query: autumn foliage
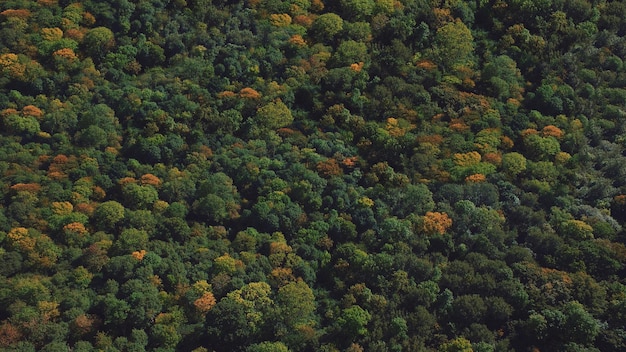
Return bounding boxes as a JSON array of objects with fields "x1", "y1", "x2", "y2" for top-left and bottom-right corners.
[
  {"x1": 541, "y1": 125, "x2": 565, "y2": 139},
  {"x1": 0, "y1": 322, "x2": 22, "y2": 347},
  {"x1": 239, "y1": 87, "x2": 262, "y2": 99},
  {"x1": 421, "y1": 211, "x2": 453, "y2": 235},
  {"x1": 0, "y1": 0, "x2": 625, "y2": 351},
  {"x1": 140, "y1": 173, "x2": 162, "y2": 187},
  {"x1": 316, "y1": 158, "x2": 343, "y2": 177},
  {"x1": 194, "y1": 292, "x2": 217, "y2": 314},
  {"x1": 465, "y1": 173, "x2": 486, "y2": 183}
]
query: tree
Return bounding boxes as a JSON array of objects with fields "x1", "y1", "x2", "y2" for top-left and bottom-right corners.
[
  {"x1": 151, "y1": 310, "x2": 183, "y2": 348},
  {"x1": 76, "y1": 125, "x2": 109, "y2": 148},
  {"x1": 542, "y1": 301, "x2": 600, "y2": 347},
  {"x1": 481, "y1": 55, "x2": 523, "y2": 100},
  {"x1": 2, "y1": 112, "x2": 40, "y2": 136},
  {"x1": 312, "y1": 13, "x2": 343, "y2": 42},
  {"x1": 275, "y1": 279, "x2": 316, "y2": 328},
  {"x1": 337, "y1": 305, "x2": 371, "y2": 340},
  {"x1": 206, "y1": 282, "x2": 274, "y2": 349},
  {"x1": 117, "y1": 279, "x2": 163, "y2": 329},
  {"x1": 82, "y1": 27, "x2": 115, "y2": 59},
  {"x1": 92, "y1": 201, "x2": 125, "y2": 231},
  {"x1": 432, "y1": 19, "x2": 474, "y2": 72},
  {"x1": 522, "y1": 134, "x2": 561, "y2": 161},
  {"x1": 449, "y1": 294, "x2": 488, "y2": 331},
  {"x1": 254, "y1": 100, "x2": 294, "y2": 130},
  {"x1": 0, "y1": 53, "x2": 45, "y2": 83},
  {"x1": 0, "y1": 251, "x2": 23, "y2": 277},
  {"x1": 192, "y1": 194, "x2": 228, "y2": 224},
  {"x1": 421, "y1": 211, "x2": 453, "y2": 235},
  {"x1": 112, "y1": 228, "x2": 148, "y2": 254},
  {"x1": 193, "y1": 292, "x2": 217, "y2": 314},
  {"x1": 501, "y1": 152, "x2": 527, "y2": 177},
  {"x1": 121, "y1": 183, "x2": 159, "y2": 210},
  {"x1": 375, "y1": 183, "x2": 435, "y2": 218},
  {"x1": 340, "y1": 0, "x2": 375, "y2": 21},
  {"x1": 246, "y1": 341, "x2": 290, "y2": 352},
  {"x1": 101, "y1": 294, "x2": 130, "y2": 327},
  {"x1": 330, "y1": 40, "x2": 368, "y2": 68},
  {"x1": 439, "y1": 337, "x2": 473, "y2": 352},
  {"x1": 559, "y1": 220, "x2": 593, "y2": 241}
]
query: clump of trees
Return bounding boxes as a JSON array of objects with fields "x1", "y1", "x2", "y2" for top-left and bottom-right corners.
[{"x1": 1, "y1": 0, "x2": 626, "y2": 351}]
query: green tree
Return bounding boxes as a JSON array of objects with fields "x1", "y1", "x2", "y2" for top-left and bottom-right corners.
[
  {"x1": 246, "y1": 341, "x2": 290, "y2": 352},
  {"x1": 337, "y1": 305, "x2": 371, "y2": 340},
  {"x1": 82, "y1": 27, "x2": 115, "y2": 59},
  {"x1": 559, "y1": 220, "x2": 594, "y2": 241},
  {"x1": 501, "y1": 152, "x2": 527, "y2": 177},
  {"x1": 254, "y1": 100, "x2": 294, "y2": 130},
  {"x1": 432, "y1": 19, "x2": 474, "y2": 72},
  {"x1": 122, "y1": 183, "x2": 159, "y2": 210},
  {"x1": 340, "y1": 0, "x2": 375, "y2": 21},
  {"x1": 275, "y1": 279, "x2": 315, "y2": 327},
  {"x1": 440, "y1": 337, "x2": 473, "y2": 352},
  {"x1": 76, "y1": 125, "x2": 109, "y2": 148},
  {"x1": 330, "y1": 40, "x2": 368, "y2": 68},
  {"x1": 523, "y1": 134, "x2": 561, "y2": 161},
  {"x1": 151, "y1": 311, "x2": 183, "y2": 348},
  {"x1": 449, "y1": 294, "x2": 487, "y2": 329},
  {"x1": 2, "y1": 113, "x2": 40, "y2": 136},
  {"x1": 192, "y1": 194, "x2": 228, "y2": 224},
  {"x1": 101, "y1": 293, "x2": 130, "y2": 327},
  {"x1": 342, "y1": 21, "x2": 372, "y2": 42},
  {"x1": 113, "y1": 228, "x2": 148, "y2": 254},
  {"x1": 481, "y1": 55, "x2": 523, "y2": 100},
  {"x1": 312, "y1": 13, "x2": 344, "y2": 42},
  {"x1": 206, "y1": 282, "x2": 274, "y2": 349},
  {"x1": 541, "y1": 301, "x2": 600, "y2": 348},
  {"x1": 119, "y1": 279, "x2": 163, "y2": 329},
  {"x1": 274, "y1": 279, "x2": 317, "y2": 348},
  {"x1": 92, "y1": 201, "x2": 125, "y2": 231},
  {"x1": 526, "y1": 161, "x2": 558, "y2": 184}
]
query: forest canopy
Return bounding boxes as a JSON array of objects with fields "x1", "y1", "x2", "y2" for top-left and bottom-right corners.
[{"x1": 2, "y1": 0, "x2": 626, "y2": 351}]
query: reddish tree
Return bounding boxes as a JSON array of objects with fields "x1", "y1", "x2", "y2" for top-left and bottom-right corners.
[
  {"x1": 239, "y1": 87, "x2": 261, "y2": 99},
  {"x1": 10, "y1": 183, "x2": 41, "y2": 193},
  {"x1": 0, "y1": 9, "x2": 31, "y2": 19},
  {"x1": 542, "y1": 125, "x2": 565, "y2": 139},
  {"x1": 21, "y1": 105, "x2": 43, "y2": 118},
  {"x1": 72, "y1": 314, "x2": 97, "y2": 336},
  {"x1": 140, "y1": 173, "x2": 162, "y2": 187},
  {"x1": 316, "y1": 158, "x2": 343, "y2": 177},
  {"x1": 193, "y1": 292, "x2": 217, "y2": 314},
  {"x1": 0, "y1": 322, "x2": 22, "y2": 347},
  {"x1": 465, "y1": 173, "x2": 486, "y2": 183}
]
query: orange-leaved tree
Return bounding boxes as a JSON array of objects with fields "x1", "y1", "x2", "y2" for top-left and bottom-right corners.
[{"x1": 421, "y1": 211, "x2": 453, "y2": 235}]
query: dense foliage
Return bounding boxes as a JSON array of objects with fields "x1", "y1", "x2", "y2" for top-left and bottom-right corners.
[{"x1": 2, "y1": 0, "x2": 626, "y2": 351}]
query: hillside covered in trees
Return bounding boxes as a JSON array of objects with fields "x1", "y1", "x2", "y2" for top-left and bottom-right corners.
[{"x1": 2, "y1": 0, "x2": 626, "y2": 351}]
